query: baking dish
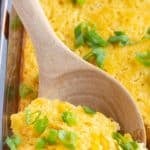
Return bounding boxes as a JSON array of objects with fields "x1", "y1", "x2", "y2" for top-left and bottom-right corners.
[
  {"x1": 0, "y1": 0, "x2": 23, "y2": 149},
  {"x1": 0, "y1": 0, "x2": 9, "y2": 149}
]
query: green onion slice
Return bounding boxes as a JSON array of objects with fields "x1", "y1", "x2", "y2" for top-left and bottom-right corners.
[
  {"x1": 82, "y1": 106, "x2": 96, "y2": 115},
  {"x1": 84, "y1": 48, "x2": 106, "y2": 68},
  {"x1": 5, "y1": 135, "x2": 21, "y2": 150},
  {"x1": 72, "y1": 0, "x2": 85, "y2": 5},
  {"x1": 85, "y1": 29, "x2": 108, "y2": 48},
  {"x1": 46, "y1": 129, "x2": 58, "y2": 144},
  {"x1": 35, "y1": 138, "x2": 47, "y2": 150},
  {"x1": 58, "y1": 130, "x2": 77, "y2": 150},
  {"x1": 143, "y1": 28, "x2": 150, "y2": 39},
  {"x1": 25, "y1": 109, "x2": 41, "y2": 125},
  {"x1": 112, "y1": 132, "x2": 139, "y2": 150},
  {"x1": 19, "y1": 83, "x2": 33, "y2": 99},
  {"x1": 74, "y1": 23, "x2": 85, "y2": 47},
  {"x1": 34, "y1": 116, "x2": 49, "y2": 134},
  {"x1": 114, "y1": 31, "x2": 125, "y2": 36},
  {"x1": 93, "y1": 47, "x2": 106, "y2": 68},
  {"x1": 136, "y1": 51, "x2": 150, "y2": 67},
  {"x1": 74, "y1": 22, "x2": 108, "y2": 48},
  {"x1": 108, "y1": 31, "x2": 130, "y2": 46},
  {"x1": 62, "y1": 111, "x2": 77, "y2": 126},
  {"x1": 74, "y1": 22, "x2": 90, "y2": 47}
]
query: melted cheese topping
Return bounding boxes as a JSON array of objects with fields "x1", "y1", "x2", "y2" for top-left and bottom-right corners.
[{"x1": 12, "y1": 98, "x2": 120, "y2": 149}]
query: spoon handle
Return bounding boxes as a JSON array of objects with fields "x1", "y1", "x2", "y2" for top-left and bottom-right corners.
[{"x1": 13, "y1": 0, "x2": 88, "y2": 78}]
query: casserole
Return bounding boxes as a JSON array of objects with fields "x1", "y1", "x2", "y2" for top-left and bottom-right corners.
[
  {"x1": 21, "y1": 0, "x2": 150, "y2": 147},
  {"x1": 0, "y1": 0, "x2": 150, "y2": 149}
]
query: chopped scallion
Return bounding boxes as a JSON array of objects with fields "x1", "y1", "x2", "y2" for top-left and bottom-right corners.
[
  {"x1": 46, "y1": 129, "x2": 58, "y2": 144},
  {"x1": 85, "y1": 29, "x2": 108, "y2": 48},
  {"x1": 35, "y1": 138, "x2": 47, "y2": 150},
  {"x1": 72, "y1": 0, "x2": 85, "y2": 5},
  {"x1": 114, "y1": 31, "x2": 125, "y2": 36},
  {"x1": 62, "y1": 111, "x2": 77, "y2": 126},
  {"x1": 108, "y1": 31, "x2": 130, "y2": 46},
  {"x1": 34, "y1": 116, "x2": 49, "y2": 134},
  {"x1": 5, "y1": 135, "x2": 21, "y2": 150},
  {"x1": 74, "y1": 23, "x2": 85, "y2": 47},
  {"x1": 136, "y1": 51, "x2": 150, "y2": 67},
  {"x1": 25, "y1": 109, "x2": 41, "y2": 125},
  {"x1": 83, "y1": 48, "x2": 106, "y2": 68},
  {"x1": 58, "y1": 130, "x2": 77, "y2": 149},
  {"x1": 143, "y1": 28, "x2": 150, "y2": 39},
  {"x1": 93, "y1": 47, "x2": 106, "y2": 68},
  {"x1": 74, "y1": 22, "x2": 108, "y2": 48},
  {"x1": 75, "y1": 22, "x2": 107, "y2": 68},
  {"x1": 82, "y1": 106, "x2": 96, "y2": 115},
  {"x1": 112, "y1": 132, "x2": 139, "y2": 150},
  {"x1": 19, "y1": 83, "x2": 33, "y2": 99}
]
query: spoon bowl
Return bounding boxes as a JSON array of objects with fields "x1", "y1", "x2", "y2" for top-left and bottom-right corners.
[{"x1": 13, "y1": 0, "x2": 146, "y2": 143}]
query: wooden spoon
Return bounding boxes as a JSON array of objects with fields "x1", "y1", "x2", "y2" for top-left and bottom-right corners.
[{"x1": 13, "y1": 0, "x2": 146, "y2": 143}]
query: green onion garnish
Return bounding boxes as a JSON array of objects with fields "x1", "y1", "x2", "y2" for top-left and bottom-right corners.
[
  {"x1": 58, "y1": 130, "x2": 77, "y2": 149},
  {"x1": 11, "y1": 16, "x2": 22, "y2": 30},
  {"x1": 72, "y1": 0, "x2": 85, "y2": 5},
  {"x1": 108, "y1": 31, "x2": 130, "y2": 46},
  {"x1": 143, "y1": 28, "x2": 150, "y2": 39},
  {"x1": 85, "y1": 28, "x2": 108, "y2": 48},
  {"x1": 82, "y1": 106, "x2": 96, "y2": 115},
  {"x1": 74, "y1": 23, "x2": 85, "y2": 47},
  {"x1": 34, "y1": 116, "x2": 49, "y2": 134},
  {"x1": 84, "y1": 48, "x2": 106, "y2": 68},
  {"x1": 5, "y1": 135, "x2": 21, "y2": 150},
  {"x1": 74, "y1": 22, "x2": 108, "y2": 48},
  {"x1": 114, "y1": 31, "x2": 125, "y2": 36},
  {"x1": 35, "y1": 138, "x2": 47, "y2": 150},
  {"x1": 92, "y1": 47, "x2": 106, "y2": 68},
  {"x1": 25, "y1": 109, "x2": 41, "y2": 125},
  {"x1": 136, "y1": 51, "x2": 150, "y2": 67},
  {"x1": 147, "y1": 28, "x2": 150, "y2": 34},
  {"x1": 62, "y1": 111, "x2": 77, "y2": 126},
  {"x1": 46, "y1": 129, "x2": 58, "y2": 144},
  {"x1": 112, "y1": 132, "x2": 139, "y2": 150},
  {"x1": 75, "y1": 22, "x2": 107, "y2": 68},
  {"x1": 19, "y1": 83, "x2": 34, "y2": 99}
]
